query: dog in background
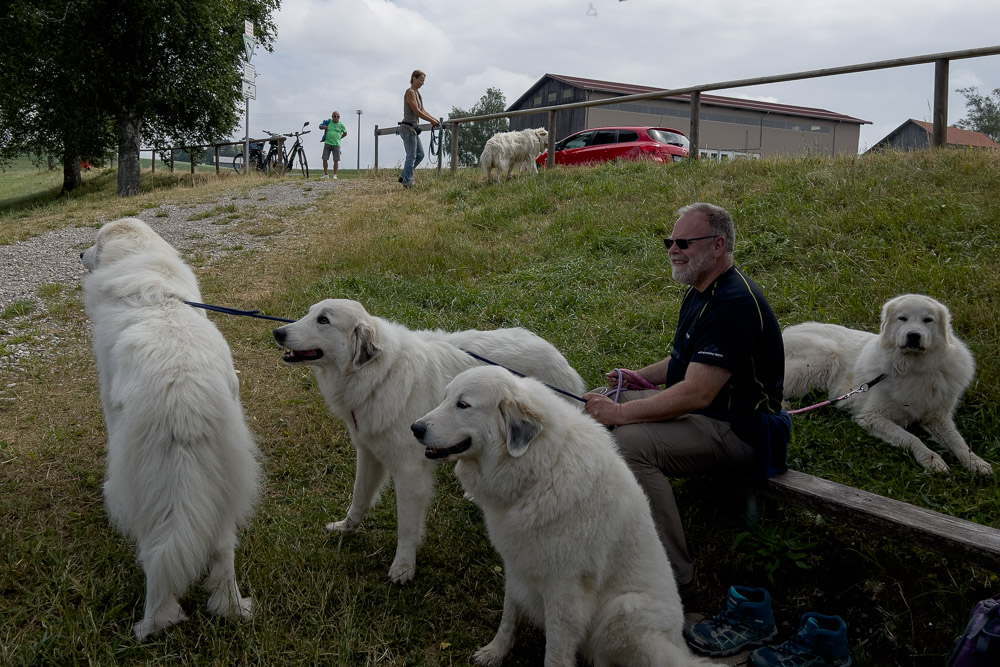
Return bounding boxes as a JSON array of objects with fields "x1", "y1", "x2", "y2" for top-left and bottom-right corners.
[
  {"x1": 782, "y1": 294, "x2": 990, "y2": 475},
  {"x1": 412, "y1": 366, "x2": 721, "y2": 667},
  {"x1": 480, "y1": 127, "x2": 549, "y2": 182},
  {"x1": 273, "y1": 298, "x2": 585, "y2": 584},
  {"x1": 81, "y1": 218, "x2": 260, "y2": 640}
]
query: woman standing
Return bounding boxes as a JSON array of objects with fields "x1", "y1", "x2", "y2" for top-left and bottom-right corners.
[{"x1": 398, "y1": 69, "x2": 440, "y2": 188}]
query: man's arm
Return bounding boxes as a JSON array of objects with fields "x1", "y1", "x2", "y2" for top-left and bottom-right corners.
[{"x1": 585, "y1": 362, "x2": 732, "y2": 426}]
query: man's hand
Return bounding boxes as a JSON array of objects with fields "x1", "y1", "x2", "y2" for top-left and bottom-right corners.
[{"x1": 583, "y1": 392, "x2": 622, "y2": 426}]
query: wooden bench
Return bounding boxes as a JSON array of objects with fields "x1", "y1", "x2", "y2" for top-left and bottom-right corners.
[{"x1": 759, "y1": 469, "x2": 1000, "y2": 572}]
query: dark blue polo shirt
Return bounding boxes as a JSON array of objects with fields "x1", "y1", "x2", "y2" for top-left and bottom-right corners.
[{"x1": 666, "y1": 265, "x2": 790, "y2": 479}]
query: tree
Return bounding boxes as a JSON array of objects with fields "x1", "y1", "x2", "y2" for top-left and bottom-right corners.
[
  {"x1": 955, "y1": 86, "x2": 1000, "y2": 143},
  {"x1": 0, "y1": 0, "x2": 280, "y2": 196},
  {"x1": 447, "y1": 88, "x2": 509, "y2": 167}
]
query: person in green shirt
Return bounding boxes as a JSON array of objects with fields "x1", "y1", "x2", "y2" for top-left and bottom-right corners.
[{"x1": 319, "y1": 110, "x2": 348, "y2": 179}]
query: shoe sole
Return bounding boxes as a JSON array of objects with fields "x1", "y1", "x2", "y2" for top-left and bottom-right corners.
[{"x1": 684, "y1": 626, "x2": 778, "y2": 657}]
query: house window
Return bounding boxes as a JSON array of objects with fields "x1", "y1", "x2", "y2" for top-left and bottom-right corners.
[
  {"x1": 563, "y1": 89, "x2": 573, "y2": 99},
  {"x1": 548, "y1": 92, "x2": 557, "y2": 102}
]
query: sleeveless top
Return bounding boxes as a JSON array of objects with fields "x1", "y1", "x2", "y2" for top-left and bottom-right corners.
[{"x1": 402, "y1": 88, "x2": 422, "y2": 124}]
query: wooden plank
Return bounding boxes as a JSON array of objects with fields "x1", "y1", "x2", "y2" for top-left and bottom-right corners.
[{"x1": 766, "y1": 470, "x2": 1000, "y2": 572}]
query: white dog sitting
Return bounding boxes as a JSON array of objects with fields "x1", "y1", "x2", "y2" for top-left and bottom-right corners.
[
  {"x1": 783, "y1": 294, "x2": 990, "y2": 474},
  {"x1": 81, "y1": 218, "x2": 260, "y2": 640},
  {"x1": 480, "y1": 127, "x2": 549, "y2": 182},
  {"x1": 411, "y1": 366, "x2": 722, "y2": 667},
  {"x1": 273, "y1": 299, "x2": 585, "y2": 584}
]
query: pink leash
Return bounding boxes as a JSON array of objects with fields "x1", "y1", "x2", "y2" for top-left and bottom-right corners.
[{"x1": 786, "y1": 373, "x2": 886, "y2": 415}]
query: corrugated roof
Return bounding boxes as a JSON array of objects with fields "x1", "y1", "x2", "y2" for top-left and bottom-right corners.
[
  {"x1": 911, "y1": 119, "x2": 1000, "y2": 148},
  {"x1": 510, "y1": 74, "x2": 869, "y2": 125}
]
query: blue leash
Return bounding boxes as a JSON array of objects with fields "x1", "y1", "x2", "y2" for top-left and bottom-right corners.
[{"x1": 184, "y1": 300, "x2": 586, "y2": 403}]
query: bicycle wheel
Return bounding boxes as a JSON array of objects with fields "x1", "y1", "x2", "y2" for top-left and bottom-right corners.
[
  {"x1": 296, "y1": 148, "x2": 308, "y2": 178},
  {"x1": 232, "y1": 153, "x2": 244, "y2": 173}
]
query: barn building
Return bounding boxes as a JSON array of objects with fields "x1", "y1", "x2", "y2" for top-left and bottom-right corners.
[
  {"x1": 508, "y1": 74, "x2": 870, "y2": 159},
  {"x1": 868, "y1": 119, "x2": 1000, "y2": 152}
]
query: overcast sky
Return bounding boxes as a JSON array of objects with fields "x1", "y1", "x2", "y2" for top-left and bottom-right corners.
[{"x1": 239, "y1": 0, "x2": 1000, "y2": 172}]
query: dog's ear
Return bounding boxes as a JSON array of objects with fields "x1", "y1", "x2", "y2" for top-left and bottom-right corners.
[
  {"x1": 351, "y1": 320, "x2": 380, "y2": 368},
  {"x1": 499, "y1": 396, "x2": 542, "y2": 458}
]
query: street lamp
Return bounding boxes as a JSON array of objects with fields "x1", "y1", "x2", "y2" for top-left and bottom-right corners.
[{"x1": 356, "y1": 109, "x2": 363, "y2": 171}]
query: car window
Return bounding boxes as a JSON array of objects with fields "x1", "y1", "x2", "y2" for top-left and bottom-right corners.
[
  {"x1": 590, "y1": 130, "x2": 617, "y2": 146},
  {"x1": 616, "y1": 131, "x2": 639, "y2": 143},
  {"x1": 647, "y1": 129, "x2": 690, "y2": 149},
  {"x1": 561, "y1": 131, "x2": 594, "y2": 150}
]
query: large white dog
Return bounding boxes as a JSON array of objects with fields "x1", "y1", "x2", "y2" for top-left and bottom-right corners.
[
  {"x1": 82, "y1": 218, "x2": 261, "y2": 640},
  {"x1": 783, "y1": 294, "x2": 990, "y2": 474},
  {"x1": 273, "y1": 299, "x2": 585, "y2": 584},
  {"x1": 480, "y1": 127, "x2": 549, "y2": 182},
  {"x1": 411, "y1": 366, "x2": 721, "y2": 667}
]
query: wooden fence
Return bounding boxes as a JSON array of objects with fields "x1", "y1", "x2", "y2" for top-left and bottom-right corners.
[
  {"x1": 370, "y1": 44, "x2": 1000, "y2": 171},
  {"x1": 140, "y1": 137, "x2": 284, "y2": 174}
]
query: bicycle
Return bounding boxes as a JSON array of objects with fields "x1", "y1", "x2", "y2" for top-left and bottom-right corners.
[
  {"x1": 232, "y1": 140, "x2": 267, "y2": 173},
  {"x1": 281, "y1": 122, "x2": 311, "y2": 177}
]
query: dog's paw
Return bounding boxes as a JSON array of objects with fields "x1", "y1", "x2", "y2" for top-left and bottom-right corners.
[
  {"x1": 916, "y1": 451, "x2": 950, "y2": 473},
  {"x1": 473, "y1": 643, "x2": 508, "y2": 666},
  {"x1": 968, "y1": 455, "x2": 994, "y2": 476},
  {"x1": 325, "y1": 518, "x2": 358, "y2": 533},
  {"x1": 132, "y1": 608, "x2": 188, "y2": 642},
  {"x1": 388, "y1": 558, "x2": 415, "y2": 585},
  {"x1": 207, "y1": 591, "x2": 254, "y2": 620}
]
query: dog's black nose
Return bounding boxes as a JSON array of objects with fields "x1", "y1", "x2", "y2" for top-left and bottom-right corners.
[
  {"x1": 273, "y1": 327, "x2": 286, "y2": 344},
  {"x1": 79, "y1": 251, "x2": 84, "y2": 259},
  {"x1": 905, "y1": 332, "x2": 922, "y2": 348},
  {"x1": 410, "y1": 421, "x2": 426, "y2": 442}
]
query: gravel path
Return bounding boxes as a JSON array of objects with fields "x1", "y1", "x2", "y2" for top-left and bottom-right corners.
[{"x1": 0, "y1": 177, "x2": 349, "y2": 372}]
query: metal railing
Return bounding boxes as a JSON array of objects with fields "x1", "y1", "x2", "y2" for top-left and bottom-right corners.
[
  {"x1": 372, "y1": 45, "x2": 1000, "y2": 171},
  {"x1": 139, "y1": 138, "x2": 285, "y2": 174}
]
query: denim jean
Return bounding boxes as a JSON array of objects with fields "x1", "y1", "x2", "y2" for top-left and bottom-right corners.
[{"x1": 400, "y1": 129, "x2": 424, "y2": 184}]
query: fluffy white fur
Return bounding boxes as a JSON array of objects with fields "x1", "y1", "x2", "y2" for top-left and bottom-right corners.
[
  {"x1": 272, "y1": 299, "x2": 585, "y2": 584},
  {"x1": 82, "y1": 218, "x2": 261, "y2": 640},
  {"x1": 783, "y1": 294, "x2": 990, "y2": 474},
  {"x1": 480, "y1": 127, "x2": 549, "y2": 182},
  {"x1": 411, "y1": 367, "x2": 721, "y2": 667}
]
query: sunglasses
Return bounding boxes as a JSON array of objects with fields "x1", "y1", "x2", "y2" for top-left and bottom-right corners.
[{"x1": 663, "y1": 235, "x2": 719, "y2": 250}]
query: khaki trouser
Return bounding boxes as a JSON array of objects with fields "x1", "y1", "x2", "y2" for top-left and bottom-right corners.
[{"x1": 600, "y1": 389, "x2": 758, "y2": 588}]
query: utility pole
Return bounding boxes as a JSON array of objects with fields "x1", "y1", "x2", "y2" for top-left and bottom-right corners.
[{"x1": 356, "y1": 109, "x2": 363, "y2": 170}]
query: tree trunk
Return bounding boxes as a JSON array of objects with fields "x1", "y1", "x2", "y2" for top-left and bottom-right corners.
[
  {"x1": 117, "y1": 107, "x2": 142, "y2": 197},
  {"x1": 60, "y1": 153, "x2": 82, "y2": 194}
]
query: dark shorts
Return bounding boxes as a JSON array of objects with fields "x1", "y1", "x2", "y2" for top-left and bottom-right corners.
[{"x1": 322, "y1": 144, "x2": 341, "y2": 160}]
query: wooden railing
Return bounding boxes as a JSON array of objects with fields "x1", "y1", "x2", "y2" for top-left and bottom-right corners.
[
  {"x1": 140, "y1": 137, "x2": 284, "y2": 174},
  {"x1": 370, "y1": 44, "x2": 1000, "y2": 170}
]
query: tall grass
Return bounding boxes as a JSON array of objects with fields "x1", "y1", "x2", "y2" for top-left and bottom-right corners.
[{"x1": 2, "y1": 150, "x2": 999, "y2": 665}]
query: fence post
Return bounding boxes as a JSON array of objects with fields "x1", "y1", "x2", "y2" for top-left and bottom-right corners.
[
  {"x1": 215, "y1": 145, "x2": 220, "y2": 174},
  {"x1": 546, "y1": 110, "x2": 557, "y2": 168},
  {"x1": 170, "y1": 150, "x2": 175, "y2": 173},
  {"x1": 437, "y1": 118, "x2": 444, "y2": 173},
  {"x1": 933, "y1": 59, "x2": 949, "y2": 149},
  {"x1": 190, "y1": 148, "x2": 196, "y2": 175},
  {"x1": 151, "y1": 149, "x2": 155, "y2": 173},
  {"x1": 374, "y1": 125, "x2": 380, "y2": 173},
  {"x1": 450, "y1": 121, "x2": 459, "y2": 173},
  {"x1": 689, "y1": 91, "x2": 701, "y2": 160}
]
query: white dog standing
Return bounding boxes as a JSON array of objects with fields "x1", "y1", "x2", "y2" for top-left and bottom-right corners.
[
  {"x1": 783, "y1": 294, "x2": 990, "y2": 474},
  {"x1": 82, "y1": 218, "x2": 261, "y2": 640},
  {"x1": 273, "y1": 299, "x2": 585, "y2": 584},
  {"x1": 480, "y1": 127, "x2": 549, "y2": 182},
  {"x1": 411, "y1": 366, "x2": 721, "y2": 667}
]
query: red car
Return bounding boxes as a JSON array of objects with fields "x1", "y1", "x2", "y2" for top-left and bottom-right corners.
[{"x1": 536, "y1": 126, "x2": 690, "y2": 167}]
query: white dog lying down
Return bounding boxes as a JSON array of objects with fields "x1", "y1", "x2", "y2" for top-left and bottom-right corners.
[
  {"x1": 480, "y1": 127, "x2": 549, "y2": 182},
  {"x1": 411, "y1": 367, "x2": 722, "y2": 667},
  {"x1": 783, "y1": 293, "x2": 990, "y2": 475},
  {"x1": 273, "y1": 299, "x2": 585, "y2": 584},
  {"x1": 81, "y1": 218, "x2": 260, "y2": 640}
]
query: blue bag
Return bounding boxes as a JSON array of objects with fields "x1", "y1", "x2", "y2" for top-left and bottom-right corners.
[{"x1": 947, "y1": 596, "x2": 1000, "y2": 667}]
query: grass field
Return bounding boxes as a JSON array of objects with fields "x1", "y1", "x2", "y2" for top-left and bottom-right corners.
[{"x1": 2, "y1": 151, "x2": 999, "y2": 665}]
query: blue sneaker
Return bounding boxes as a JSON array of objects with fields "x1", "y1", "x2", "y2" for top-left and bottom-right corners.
[
  {"x1": 683, "y1": 586, "x2": 778, "y2": 656},
  {"x1": 749, "y1": 612, "x2": 852, "y2": 667}
]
